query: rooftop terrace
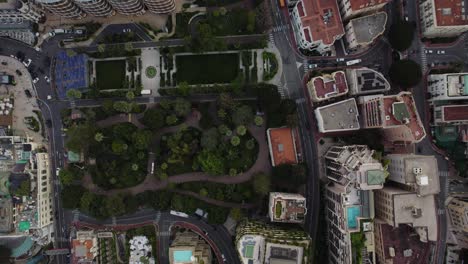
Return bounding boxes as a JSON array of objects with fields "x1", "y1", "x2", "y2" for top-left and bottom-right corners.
[
  {"x1": 434, "y1": 0, "x2": 468, "y2": 27},
  {"x1": 348, "y1": 12, "x2": 387, "y2": 44},
  {"x1": 315, "y1": 98, "x2": 360, "y2": 133}
]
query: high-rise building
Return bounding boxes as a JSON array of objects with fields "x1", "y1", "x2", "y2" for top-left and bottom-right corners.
[
  {"x1": 17, "y1": 1, "x2": 45, "y2": 22},
  {"x1": 107, "y1": 0, "x2": 145, "y2": 15},
  {"x1": 344, "y1": 12, "x2": 387, "y2": 51},
  {"x1": 374, "y1": 186, "x2": 438, "y2": 242},
  {"x1": 447, "y1": 197, "x2": 468, "y2": 248},
  {"x1": 74, "y1": 0, "x2": 114, "y2": 17},
  {"x1": 268, "y1": 192, "x2": 307, "y2": 224},
  {"x1": 419, "y1": 0, "x2": 468, "y2": 38},
  {"x1": 143, "y1": 0, "x2": 174, "y2": 14},
  {"x1": 337, "y1": 0, "x2": 390, "y2": 21},
  {"x1": 314, "y1": 98, "x2": 360, "y2": 133},
  {"x1": 289, "y1": 0, "x2": 344, "y2": 54},
  {"x1": 324, "y1": 145, "x2": 386, "y2": 264},
  {"x1": 36, "y1": 153, "x2": 53, "y2": 229},
  {"x1": 36, "y1": 0, "x2": 86, "y2": 19},
  {"x1": 427, "y1": 73, "x2": 468, "y2": 102},
  {"x1": 169, "y1": 230, "x2": 212, "y2": 264},
  {"x1": 236, "y1": 220, "x2": 311, "y2": 264},
  {"x1": 385, "y1": 154, "x2": 440, "y2": 196},
  {"x1": 358, "y1": 92, "x2": 426, "y2": 143}
]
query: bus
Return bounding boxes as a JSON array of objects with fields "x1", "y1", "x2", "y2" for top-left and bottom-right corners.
[
  {"x1": 170, "y1": 210, "x2": 189, "y2": 218},
  {"x1": 346, "y1": 59, "x2": 362, "y2": 66}
]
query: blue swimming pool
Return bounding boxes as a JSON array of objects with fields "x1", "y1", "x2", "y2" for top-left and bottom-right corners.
[
  {"x1": 173, "y1": 250, "x2": 193, "y2": 262},
  {"x1": 347, "y1": 206, "x2": 360, "y2": 229}
]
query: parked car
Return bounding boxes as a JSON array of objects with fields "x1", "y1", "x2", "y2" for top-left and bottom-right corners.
[
  {"x1": 425, "y1": 50, "x2": 433, "y2": 54},
  {"x1": 32, "y1": 77, "x2": 39, "y2": 83},
  {"x1": 437, "y1": 50, "x2": 445, "y2": 54},
  {"x1": 23, "y1": 59, "x2": 32, "y2": 67},
  {"x1": 336, "y1": 58, "x2": 345, "y2": 62}
]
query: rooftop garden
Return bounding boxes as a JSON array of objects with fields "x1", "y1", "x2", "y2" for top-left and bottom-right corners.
[{"x1": 275, "y1": 201, "x2": 282, "y2": 219}]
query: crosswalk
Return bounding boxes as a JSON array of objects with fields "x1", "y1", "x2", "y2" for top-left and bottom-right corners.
[
  {"x1": 73, "y1": 210, "x2": 79, "y2": 222},
  {"x1": 112, "y1": 216, "x2": 116, "y2": 225},
  {"x1": 303, "y1": 59, "x2": 308, "y2": 74},
  {"x1": 70, "y1": 99, "x2": 76, "y2": 108},
  {"x1": 420, "y1": 48, "x2": 428, "y2": 72},
  {"x1": 149, "y1": 96, "x2": 155, "y2": 103},
  {"x1": 278, "y1": 86, "x2": 286, "y2": 98},
  {"x1": 155, "y1": 211, "x2": 161, "y2": 223},
  {"x1": 437, "y1": 209, "x2": 445, "y2": 215},
  {"x1": 439, "y1": 171, "x2": 449, "y2": 177},
  {"x1": 156, "y1": 231, "x2": 171, "y2": 237},
  {"x1": 268, "y1": 33, "x2": 275, "y2": 45},
  {"x1": 272, "y1": 24, "x2": 288, "y2": 33}
]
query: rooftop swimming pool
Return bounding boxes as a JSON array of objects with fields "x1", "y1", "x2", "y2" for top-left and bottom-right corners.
[
  {"x1": 173, "y1": 250, "x2": 193, "y2": 262},
  {"x1": 347, "y1": 206, "x2": 361, "y2": 229}
]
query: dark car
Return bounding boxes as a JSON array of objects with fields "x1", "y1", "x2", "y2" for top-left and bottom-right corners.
[
  {"x1": 25, "y1": 89, "x2": 32, "y2": 98},
  {"x1": 1, "y1": 61, "x2": 7, "y2": 65},
  {"x1": 46, "y1": 119, "x2": 52, "y2": 128},
  {"x1": 15, "y1": 70, "x2": 22, "y2": 76}
]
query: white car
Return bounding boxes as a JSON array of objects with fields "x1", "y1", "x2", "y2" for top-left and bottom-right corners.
[
  {"x1": 437, "y1": 50, "x2": 445, "y2": 54},
  {"x1": 56, "y1": 167, "x2": 61, "y2": 176},
  {"x1": 123, "y1": 28, "x2": 131, "y2": 33},
  {"x1": 308, "y1": 64, "x2": 318, "y2": 69},
  {"x1": 23, "y1": 59, "x2": 32, "y2": 67},
  {"x1": 221, "y1": 254, "x2": 226, "y2": 262},
  {"x1": 336, "y1": 58, "x2": 345, "y2": 62},
  {"x1": 44, "y1": 76, "x2": 50, "y2": 83},
  {"x1": 49, "y1": 31, "x2": 56, "y2": 37},
  {"x1": 32, "y1": 77, "x2": 39, "y2": 84},
  {"x1": 425, "y1": 50, "x2": 433, "y2": 54},
  {"x1": 47, "y1": 95, "x2": 52, "y2": 100}
]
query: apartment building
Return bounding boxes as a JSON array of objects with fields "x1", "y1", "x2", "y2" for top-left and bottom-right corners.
[
  {"x1": 427, "y1": 73, "x2": 468, "y2": 102},
  {"x1": 314, "y1": 98, "x2": 360, "y2": 133},
  {"x1": 324, "y1": 145, "x2": 386, "y2": 264},
  {"x1": 71, "y1": 230, "x2": 99, "y2": 264},
  {"x1": 36, "y1": 153, "x2": 53, "y2": 230},
  {"x1": 36, "y1": 0, "x2": 86, "y2": 19},
  {"x1": 169, "y1": 230, "x2": 212, "y2": 264},
  {"x1": 107, "y1": 0, "x2": 145, "y2": 15},
  {"x1": 0, "y1": 1, "x2": 44, "y2": 23},
  {"x1": 266, "y1": 127, "x2": 298, "y2": 167},
  {"x1": 358, "y1": 92, "x2": 426, "y2": 143},
  {"x1": 447, "y1": 197, "x2": 468, "y2": 248},
  {"x1": 345, "y1": 67, "x2": 390, "y2": 95},
  {"x1": 289, "y1": 0, "x2": 344, "y2": 54},
  {"x1": 307, "y1": 70, "x2": 348, "y2": 102},
  {"x1": 17, "y1": 0, "x2": 44, "y2": 22},
  {"x1": 419, "y1": 0, "x2": 468, "y2": 38},
  {"x1": 337, "y1": 0, "x2": 390, "y2": 21},
  {"x1": 74, "y1": 0, "x2": 114, "y2": 17},
  {"x1": 385, "y1": 154, "x2": 440, "y2": 196},
  {"x1": 268, "y1": 192, "x2": 306, "y2": 224},
  {"x1": 143, "y1": 0, "x2": 174, "y2": 14},
  {"x1": 344, "y1": 12, "x2": 387, "y2": 51},
  {"x1": 236, "y1": 220, "x2": 311, "y2": 264}
]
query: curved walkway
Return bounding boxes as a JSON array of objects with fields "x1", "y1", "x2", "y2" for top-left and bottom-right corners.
[{"x1": 81, "y1": 110, "x2": 271, "y2": 208}]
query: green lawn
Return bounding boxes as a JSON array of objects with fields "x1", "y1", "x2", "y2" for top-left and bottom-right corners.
[
  {"x1": 96, "y1": 60, "x2": 126, "y2": 90},
  {"x1": 176, "y1": 53, "x2": 239, "y2": 84}
]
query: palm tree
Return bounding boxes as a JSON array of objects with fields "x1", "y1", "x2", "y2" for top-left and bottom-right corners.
[{"x1": 94, "y1": 132, "x2": 104, "y2": 142}]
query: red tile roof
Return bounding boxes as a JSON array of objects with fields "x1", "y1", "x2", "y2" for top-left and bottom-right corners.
[
  {"x1": 298, "y1": 0, "x2": 344, "y2": 45},
  {"x1": 72, "y1": 239, "x2": 94, "y2": 264},
  {"x1": 350, "y1": 0, "x2": 390, "y2": 11},
  {"x1": 267, "y1": 127, "x2": 298, "y2": 167},
  {"x1": 377, "y1": 224, "x2": 431, "y2": 264},
  {"x1": 443, "y1": 105, "x2": 468, "y2": 121},
  {"x1": 434, "y1": 0, "x2": 468, "y2": 26},
  {"x1": 312, "y1": 71, "x2": 348, "y2": 99}
]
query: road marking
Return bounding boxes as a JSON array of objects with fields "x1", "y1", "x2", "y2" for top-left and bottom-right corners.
[
  {"x1": 268, "y1": 33, "x2": 275, "y2": 45},
  {"x1": 439, "y1": 171, "x2": 449, "y2": 177},
  {"x1": 112, "y1": 217, "x2": 116, "y2": 225},
  {"x1": 437, "y1": 209, "x2": 445, "y2": 215},
  {"x1": 420, "y1": 47, "x2": 428, "y2": 72}
]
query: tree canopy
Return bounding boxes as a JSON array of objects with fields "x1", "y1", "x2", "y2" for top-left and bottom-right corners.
[
  {"x1": 389, "y1": 59, "x2": 422, "y2": 88},
  {"x1": 389, "y1": 20, "x2": 415, "y2": 51}
]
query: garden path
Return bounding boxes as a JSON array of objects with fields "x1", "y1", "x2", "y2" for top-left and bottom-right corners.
[{"x1": 81, "y1": 109, "x2": 271, "y2": 208}]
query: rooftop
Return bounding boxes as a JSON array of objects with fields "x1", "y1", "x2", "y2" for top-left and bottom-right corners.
[
  {"x1": 315, "y1": 98, "x2": 360, "y2": 133},
  {"x1": 308, "y1": 71, "x2": 348, "y2": 102},
  {"x1": 442, "y1": 105, "x2": 468, "y2": 121},
  {"x1": 434, "y1": 0, "x2": 468, "y2": 27},
  {"x1": 446, "y1": 74, "x2": 468, "y2": 97},
  {"x1": 237, "y1": 235, "x2": 265, "y2": 264},
  {"x1": 72, "y1": 231, "x2": 97, "y2": 264},
  {"x1": 296, "y1": 0, "x2": 344, "y2": 46},
  {"x1": 266, "y1": 243, "x2": 303, "y2": 264},
  {"x1": 348, "y1": 12, "x2": 387, "y2": 44},
  {"x1": 349, "y1": 0, "x2": 390, "y2": 11},
  {"x1": 386, "y1": 154, "x2": 440, "y2": 196},
  {"x1": 376, "y1": 223, "x2": 431, "y2": 264},
  {"x1": 269, "y1": 192, "x2": 307, "y2": 223},
  {"x1": 266, "y1": 128, "x2": 298, "y2": 167}
]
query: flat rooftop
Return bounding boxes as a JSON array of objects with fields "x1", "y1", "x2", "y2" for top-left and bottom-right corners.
[
  {"x1": 269, "y1": 192, "x2": 306, "y2": 223},
  {"x1": 352, "y1": 68, "x2": 390, "y2": 94},
  {"x1": 266, "y1": 243, "x2": 303, "y2": 264},
  {"x1": 443, "y1": 105, "x2": 468, "y2": 121},
  {"x1": 315, "y1": 98, "x2": 360, "y2": 133},
  {"x1": 296, "y1": 0, "x2": 344, "y2": 45},
  {"x1": 376, "y1": 223, "x2": 431, "y2": 264},
  {"x1": 349, "y1": 0, "x2": 390, "y2": 11},
  {"x1": 383, "y1": 93, "x2": 426, "y2": 142},
  {"x1": 393, "y1": 192, "x2": 437, "y2": 242},
  {"x1": 349, "y1": 12, "x2": 387, "y2": 44},
  {"x1": 434, "y1": 0, "x2": 468, "y2": 27},
  {"x1": 267, "y1": 128, "x2": 298, "y2": 167}
]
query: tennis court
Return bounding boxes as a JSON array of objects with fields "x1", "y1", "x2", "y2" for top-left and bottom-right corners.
[{"x1": 54, "y1": 51, "x2": 89, "y2": 99}]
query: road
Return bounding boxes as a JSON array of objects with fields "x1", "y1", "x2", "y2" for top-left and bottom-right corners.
[{"x1": 70, "y1": 209, "x2": 240, "y2": 264}]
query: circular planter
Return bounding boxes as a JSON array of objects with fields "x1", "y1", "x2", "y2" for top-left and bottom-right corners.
[{"x1": 145, "y1": 66, "x2": 157, "y2": 79}]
